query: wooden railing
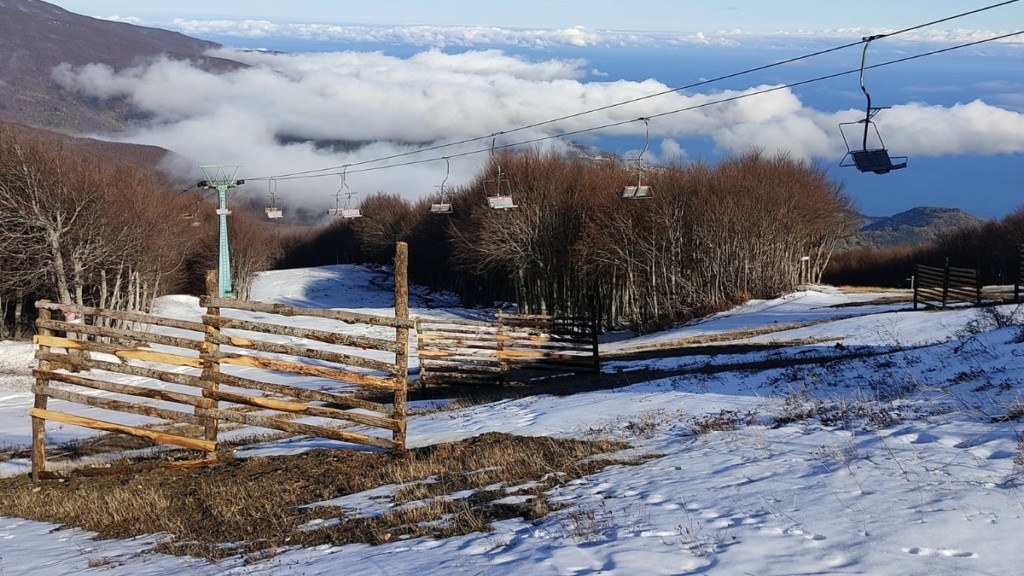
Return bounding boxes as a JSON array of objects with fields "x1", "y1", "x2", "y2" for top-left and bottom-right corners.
[
  {"x1": 1016, "y1": 244, "x2": 1023, "y2": 303},
  {"x1": 417, "y1": 312, "x2": 598, "y2": 386},
  {"x1": 914, "y1": 263, "x2": 980, "y2": 309},
  {"x1": 29, "y1": 244, "x2": 412, "y2": 480}
]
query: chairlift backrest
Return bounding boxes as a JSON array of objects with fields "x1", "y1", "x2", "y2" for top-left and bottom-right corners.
[
  {"x1": 850, "y1": 150, "x2": 907, "y2": 175},
  {"x1": 430, "y1": 202, "x2": 453, "y2": 214},
  {"x1": 621, "y1": 185, "x2": 653, "y2": 199},
  {"x1": 487, "y1": 195, "x2": 518, "y2": 210},
  {"x1": 265, "y1": 207, "x2": 283, "y2": 219}
]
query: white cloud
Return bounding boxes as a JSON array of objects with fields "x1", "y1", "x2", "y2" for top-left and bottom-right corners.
[
  {"x1": 166, "y1": 19, "x2": 1024, "y2": 49},
  {"x1": 50, "y1": 47, "x2": 1024, "y2": 211},
  {"x1": 100, "y1": 15, "x2": 144, "y2": 25}
]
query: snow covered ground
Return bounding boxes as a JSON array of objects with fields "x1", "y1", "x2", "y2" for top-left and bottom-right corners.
[{"x1": 2, "y1": 264, "x2": 1024, "y2": 575}]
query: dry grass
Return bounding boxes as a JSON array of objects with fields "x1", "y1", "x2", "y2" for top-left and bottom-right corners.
[{"x1": 0, "y1": 433, "x2": 639, "y2": 560}]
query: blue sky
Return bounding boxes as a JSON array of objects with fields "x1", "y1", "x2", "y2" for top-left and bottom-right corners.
[
  {"x1": 45, "y1": 1, "x2": 1024, "y2": 218},
  {"x1": 52, "y1": 1, "x2": 1022, "y2": 32}
]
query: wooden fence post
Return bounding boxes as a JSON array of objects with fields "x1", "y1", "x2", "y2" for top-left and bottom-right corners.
[
  {"x1": 591, "y1": 286, "x2": 601, "y2": 374},
  {"x1": 1016, "y1": 244, "x2": 1023, "y2": 303},
  {"x1": 942, "y1": 259, "x2": 950, "y2": 309},
  {"x1": 393, "y1": 242, "x2": 409, "y2": 452},
  {"x1": 30, "y1": 301, "x2": 52, "y2": 482},
  {"x1": 199, "y1": 270, "x2": 220, "y2": 459},
  {"x1": 913, "y1": 265, "x2": 920, "y2": 310},
  {"x1": 496, "y1": 311, "x2": 507, "y2": 385}
]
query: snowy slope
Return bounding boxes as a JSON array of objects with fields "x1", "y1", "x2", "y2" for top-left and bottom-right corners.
[{"x1": 2, "y1": 265, "x2": 1024, "y2": 575}]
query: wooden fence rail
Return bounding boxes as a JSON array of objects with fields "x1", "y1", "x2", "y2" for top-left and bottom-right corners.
[
  {"x1": 417, "y1": 311, "x2": 599, "y2": 386},
  {"x1": 914, "y1": 263, "x2": 980, "y2": 309},
  {"x1": 29, "y1": 244, "x2": 411, "y2": 480}
]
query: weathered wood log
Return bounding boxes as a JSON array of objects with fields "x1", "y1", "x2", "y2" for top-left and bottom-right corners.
[
  {"x1": 416, "y1": 324, "x2": 498, "y2": 336},
  {"x1": 45, "y1": 458, "x2": 219, "y2": 479},
  {"x1": 34, "y1": 351, "x2": 205, "y2": 389},
  {"x1": 204, "y1": 388, "x2": 400, "y2": 431},
  {"x1": 203, "y1": 315, "x2": 402, "y2": 354},
  {"x1": 32, "y1": 303, "x2": 53, "y2": 482},
  {"x1": 201, "y1": 297, "x2": 416, "y2": 329},
  {"x1": 415, "y1": 317, "x2": 494, "y2": 328},
  {"x1": 420, "y1": 361, "x2": 501, "y2": 372},
  {"x1": 393, "y1": 241, "x2": 410, "y2": 450},
  {"x1": 206, "y1": 332, "x2": 396, "y2": 373},
  {"x1": 199, "y1": 292, "x2": 221, "y2": 452},
  {"x1": 33, "y1": 369, "x2": 206, "y2": 407},
  {"x1": 209, "y1": 370, "x2": 391, "y2": 414},
  {"x1": 32, "y1": 383, "x2": 206, "y2": 427},
  {"x1": 496, "y1": 349, "x2": 580, "y2": 360},
  {"x1": 28, "y1": 408, "x2": 215, "y2": 452},
  {"x1": 214, "y1": 352, "x2": 399, "y2": 390},
  {"x1": 195, "y1": 405, "x2": 396, "y2": 450},
  {"x1": 35, "y1": 301, "x2": 205, "y2": 333},
  {"x1": 33, "y1": 335, "x2": 202, "y2": 368},
  {"x1": 35, "y1": 319, "x2": 203, "y2": 351}
]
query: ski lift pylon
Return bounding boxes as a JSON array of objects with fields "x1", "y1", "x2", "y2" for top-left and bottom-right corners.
[
  {"x1": 486, "y1": 134, "x2": 518, "y2": 210},
  {"x1": 328, "y1": 167, "x2": 362, "y2": 219},
  {"x1": 430, "y1": 157, "x2": 454, "y2": 214},
  {"x1": 839, "y1": 35, "x2": 907, "y2": 175},
  {"x1": 621, "y1": 118, "x2": 654, "y2": 199},
  {"x1": 265, "y1": 177, "x2": 283, "y2": 219}
]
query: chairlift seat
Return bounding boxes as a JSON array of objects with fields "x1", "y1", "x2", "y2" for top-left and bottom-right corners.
[
  {"x1": 850, "y1": 149, "x2": 907, "y2": 175},
  {"x1": 340, "y1": 208, "x2": 362, "y2": 219},
  {"x1": 487, "y1": 196, "x2": 518, "y2": 210},
  {"x1": 621, "y1": 185, "x2": 653, "y2": 199},
  {"x1": 430, "y1": 203, "x2": 453, "y2": 214},
  {"x1": 265, "y1": 207, "x2": 283, "y2": 219}
]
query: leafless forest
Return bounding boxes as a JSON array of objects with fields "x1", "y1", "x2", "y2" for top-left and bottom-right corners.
[{"x1": 17, "y1": 120, "x2": 996, "y2": 338}]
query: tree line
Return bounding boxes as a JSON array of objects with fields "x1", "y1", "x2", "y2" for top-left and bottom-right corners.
[
  {"x1": 2, "y1": 124, "x2": 855, "y2": 337},
  {"x1": 0, "y1": 127, "x2": 280, "y2": 338},
  {"x1": 824, "y1": 208, "x2": 1024, "y2": 288},
  {"x1": 282, "y1": 149, "x2": 856, "y2": 331}
]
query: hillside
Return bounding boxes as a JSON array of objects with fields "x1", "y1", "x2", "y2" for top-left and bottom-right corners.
[
  {"x1": 0, "y1": 118, "x2": 177, "y2": 177},
  {"x1": 0, "y1": 0, "x2": 239, "y2": 134},
  {"x1": 842, "y1": 206, "x2": 986, "y2": 248},
  {"x1": 2, "y1": 266, "x2": 1024, "y2": 574}
]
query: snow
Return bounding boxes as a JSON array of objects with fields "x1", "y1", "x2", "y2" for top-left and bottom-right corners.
[{"x1": 3, "y1": 265, "x2": 1024, "y2": 575}]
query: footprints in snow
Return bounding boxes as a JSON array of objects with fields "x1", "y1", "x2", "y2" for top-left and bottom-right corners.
[{"x1": 903, "y1": 546, "x2": 978, "y2": 558}]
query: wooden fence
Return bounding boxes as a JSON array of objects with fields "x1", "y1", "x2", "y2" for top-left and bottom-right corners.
[
  {"x1": 1016, "y1": 244, "x2": 1023, "y2": 302},
  {"x1": 914, "y1": 263, "x2": 980, "y2": 309},
  {"x1": 417, "y1": 312, "x2": 598, "y2": 386},
  {"x1": 29, "y1": 244, "x2": 412, "y2": 480}
]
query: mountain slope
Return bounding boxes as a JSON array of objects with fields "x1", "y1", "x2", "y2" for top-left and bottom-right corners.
[
  {"x1": 0, "y1": 0, "x2": 239, "y2": 133},
  {"x1": 0, "y1": 118, "x2": 176, "y2": 177},
  {"x1": 844, "y1": 206, "x2": 986, "y2": 248}
]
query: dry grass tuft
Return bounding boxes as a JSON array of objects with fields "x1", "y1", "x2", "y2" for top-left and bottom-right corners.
[{"x1": 0, "y1": 433, "x2": 638, "y2": 560}]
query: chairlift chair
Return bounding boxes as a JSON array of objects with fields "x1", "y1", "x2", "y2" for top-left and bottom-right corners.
[
  {"x1": 621, "y1": 118, "x2": 654, "y2": 199},
  {"x1": 328, "y1": 169, "x2": 363, "y2": 218},
  {"x1": 839, "y1": 35, "x2": 908, "y2": 175},
  {"x1": 430, "y1": 157, "x2": 454, "y2": 214},
  {"x1": 486, "y1": 135, "x2": 518, "y2": 210},
  {"x1": 486, "y1": 168, "x2": 518, "y2": 210},
  {"x1": 265, "y1": 178, "x2": 283, "y2": 219}
]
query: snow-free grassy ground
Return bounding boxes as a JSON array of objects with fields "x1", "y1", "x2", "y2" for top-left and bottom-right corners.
[{"x1": 3, "y1": 264, "x2": 1024, "y2": 575}]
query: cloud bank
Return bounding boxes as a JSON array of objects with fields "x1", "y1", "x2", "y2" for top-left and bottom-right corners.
[
  {"x1": 161, "y1": 20, "x2": 1024, "y2": 49},
  {"x1": 51, "y1": 47, "x2": 1024, "y2": 211}
]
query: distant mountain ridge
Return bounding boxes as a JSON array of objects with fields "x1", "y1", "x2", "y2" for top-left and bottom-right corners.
[
  {"x1": 0, "y1": 0, "x2": 239, "y2": 133},
  {"x1": 842, "y1": 206, "x2": 987, "y2": 249}
]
